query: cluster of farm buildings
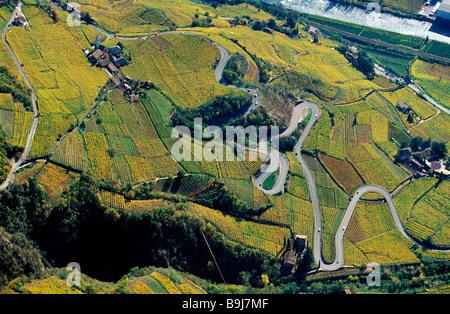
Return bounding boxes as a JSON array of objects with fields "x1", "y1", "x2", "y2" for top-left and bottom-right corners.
[
  {"x1": 86, "y1": 37, "x2": 128, "y2": 75},
  {"x1": 396, "y1": 145, "x2": 448, "y2": 177}
]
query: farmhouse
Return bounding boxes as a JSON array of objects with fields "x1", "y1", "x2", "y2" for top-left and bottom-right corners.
[
  {"x1": 111, "y1": 75, "x2": 123, "y2": 88},
  {"x1": 88, "y1": 43, "x2": 129, "y2": 73},
  {"x1": 13, "y1": 16, "x2": 28, "y2": 27},
  {"x1": 403, "y1": 159, "x2": 427, "y2": 177},
  {"x1": 112, "y1": 56, "x2": 128, "y2": 67},
  {"x1": 281, "y1": 250, "x2": 298, "y2": 275},
  {"x1": 65, "y1": 3, "x2": 80, "y2": 13},
  {"x1": 98, "y1": 58, "x2": 111, "y2": 68},
  {"x1": 308, "y1": 25, "x2": 318, "y2": 35},
  {"x1": 396, "y1": 102, "x2": 410, "y2": 113},
  {"x1": 294, "y1": 235, "x2": 307, "y2": 251},
  {"x1": 130, "y1": 94, "x2": 139, "y2": 103},
  {"x1": 107, "y1": 63, "x2": 118, "y2": 74},
  {"x1": 348, "y1": 45, "x2": 359, "y2": 55},
  {"x1": 428, "y1": 160, "x2": 442, "y2": 171},
  {"x1": 340, "y1": 44, "x2": 359, "y2": 61},
  {"x1": 263, "y1": 27, "x2": 274, "y2": 34},
  {"x1": 91, "y1": 49, "x2": 103, "y2": 60},
  {"x1": 109, "y1": 46, "x2": 122, "y2": 58}
]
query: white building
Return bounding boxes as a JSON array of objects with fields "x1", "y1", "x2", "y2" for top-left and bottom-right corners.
[{"x1": 436, "y1": 0, "x2": 450, "y2": 21}]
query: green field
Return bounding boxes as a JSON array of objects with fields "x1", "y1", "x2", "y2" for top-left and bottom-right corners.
[
  {"x1": 408, "y1": 181, "x2": 450, "y2": 247},
  {"x1": 411, "y1": 59, "x2": 450, "y2": 110},
  {"x1": 424, "y1": 41, "x2": 450, "y2": 60}
]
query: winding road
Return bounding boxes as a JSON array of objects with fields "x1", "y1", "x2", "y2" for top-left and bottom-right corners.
[
  {"x1": 254, "y1": 100, "x2": 449, "y2": 271},
  {"x1": 2, "y1": 10, "x2": 448, "y2": 271},
  {"x1": 0, "y1": 2, "x2": 39, "y2": 190}
]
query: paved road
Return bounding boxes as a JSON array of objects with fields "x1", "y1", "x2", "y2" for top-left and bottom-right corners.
[
  {"x1": 0, "y1": 1, "x2": 39, "y2": 190},
  {"x1": 408, "y1": 83, "x2": 450, "y2": 115},
  {"x1": 255, "y1": 101, "x2": 319, "y2": 195},
  {"x1": 6, "y1": 19, "x2": 447, "y2": 269},
  {"x1": 90, "y1": 24, "x2": 450, "y2": 268},
  {"x1": 255, "y1": 100, "x2": 449, "y2": 271},
  {"x1": 332, "y1": 185, "x2": 407, "y2": 270},
  {"x1": 87, "y1": 25, "x2": 262, "y2": 117}
]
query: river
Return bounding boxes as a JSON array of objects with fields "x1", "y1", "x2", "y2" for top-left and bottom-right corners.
[{"x1": 280, "y1": 0, "x2": 450, "y2": 44}]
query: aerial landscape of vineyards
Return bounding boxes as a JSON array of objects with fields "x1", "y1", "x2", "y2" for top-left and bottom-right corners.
[{"x1": 0, "y1": 0, "x2": 448, "y2": 298}]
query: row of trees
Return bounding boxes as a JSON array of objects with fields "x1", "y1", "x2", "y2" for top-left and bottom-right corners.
[
  {"x1": 171, "y1": 93, "x2": 253, "y2": 129},
  {"x1": 336, "y1": 46, "x2": 376, "y2": 80},
  {"x1": 223, "y1": 52, "x2": 249, "y2": 86},
  {"x1": 0, "y1": 67, "x2": 32, "y2": 109},
  {"x1": 0, "y1": 126, "x2": 24, "y2": 181}
]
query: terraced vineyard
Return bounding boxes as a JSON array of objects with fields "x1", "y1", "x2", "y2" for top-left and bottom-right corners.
[
  {"x1": 51, "y1": 87, "x2": 181, "y2": 184},
  {"x1": 1, "y1": 0, "x2": 449, "y2": 290},
  {"x1": 393, "y1": 177, "x2": 438, "y2": 223},
  {"x1": 2, "y1": 268, "x2": 208, "y2": 294},
  {"x1": 346, "y1": 143, "x2": 408, "y2": 192},
  {"x1": 100, "y1": 190, "x2": 170, "y2": 213},
  {"x1": 410, "y1": 112, "x2": 450, "y2": 153},
  {"x1": 0, "y1": 95, "x2": 33, "y2": 148},
  {"x1": 189, "y1": 203, "x2": 290, "y2": 256},
  {"x1": 13, "y1": 161, "x2": 79, "y2": 202},
  {"x1": 407, "y1": 181, "x2": 450, "y2": 247},
  {"x1": 411, "y1": 59, "x2": 450, "y2": 110},
  {"x1": 390, "y1": 177, "x2": 450, "y2": 249},
  {"x1": 35, "y1": 163, "x2": 79, "y2": 201},
  {"x1": 344, "y1": 229, "x2": 419, "y2": 267},
  {"x1": 6, "y1": 6, "x2": 109, "y2": 158},
  {"x1": 121, "y1": 33, "x2": 234, "y2": 108}
]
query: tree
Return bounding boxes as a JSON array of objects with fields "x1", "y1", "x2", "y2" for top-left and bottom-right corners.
[
  {"x1": 267, "y1": 19, "x2": 276, "y2": 29},
  {"x1": 313, "y1": 33, "x2": 319, "y2": 44},
  {"x1": 423, "y1": 137, "x2": 432, "y2": 149},
  {"x1": 431, "y1": 142, "x2": 447, "y2": 160},
  {"x1": 410, "y1": 136, "x2": 423, "y2": 151},
  {"x1": 252, "y1": 21, "x2": 266, "y2": 31},
  {"x1": 352, "y1": 51, "x2": 375, "y2": 80},
  {"x1": 223, "y1": 70, "x2": 239, "y2": 85},
  {"x1": 177, "y1": 170, "x2": 185, "y2": 179},
  {"x1": 81, "y1": 11, "x2": 94, "y2": 24},
  {"x1": 286, "y1": 17, "x2": 296, "y2": 29},
  {"x1": 279, "y1": 136, "x2": 297, "y2": 153}
]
